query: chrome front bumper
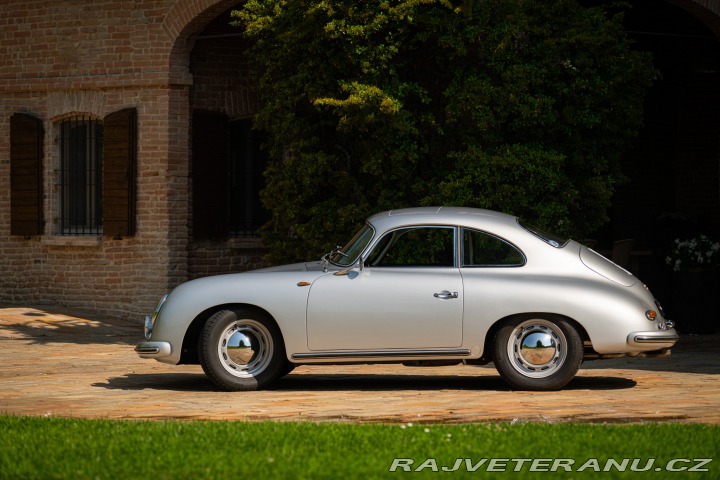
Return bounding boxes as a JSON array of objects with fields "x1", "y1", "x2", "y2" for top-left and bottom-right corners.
[{"x1": 135, "y1": 341, "x2": 172, "y2": 358}]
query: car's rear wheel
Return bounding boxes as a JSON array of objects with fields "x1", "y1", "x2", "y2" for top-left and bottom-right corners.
[
  {"x1": 198, "y1": 308, "x2": 285, "y2": 391},
  {"x1": 493, "y1": 315, "x2": 583, "y2": 391}
]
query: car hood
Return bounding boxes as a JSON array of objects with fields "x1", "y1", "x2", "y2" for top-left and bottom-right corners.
[
  {"x1": 252, "y1": 260, "x2": 332, "y2": 273},
  {"x1": 579, "y1": 246, "x2": 637, "y2": 287}
]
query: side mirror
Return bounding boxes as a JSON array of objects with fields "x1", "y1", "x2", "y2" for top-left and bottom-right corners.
[{"x1": 334, "y1": 258, "x2": 364, "y2": 276}]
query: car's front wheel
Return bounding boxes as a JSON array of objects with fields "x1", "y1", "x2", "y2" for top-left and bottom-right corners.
[
  {"x1": 493, "y1": 315, "x2": 583, "y2": 391},
  {"x1": 198, "y1": 308, "x2": 285, "y2": 391}
]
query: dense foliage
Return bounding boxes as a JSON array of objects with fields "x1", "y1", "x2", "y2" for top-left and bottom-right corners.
[{"x1": 233, "y1": 0, "x2": 656, "y2": 264}]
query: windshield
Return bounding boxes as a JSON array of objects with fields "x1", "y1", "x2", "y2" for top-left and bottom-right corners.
[{"x1": 328, "y1": 224, "x2": 375, "y2": 267}]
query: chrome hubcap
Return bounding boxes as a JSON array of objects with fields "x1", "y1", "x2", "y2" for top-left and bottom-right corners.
[
  {"x1": 218, "y1": 320, "x2": 273, "y2": 378},
  {"x1": 507, "y1": 320, "x2": 566, "y2": 378}
]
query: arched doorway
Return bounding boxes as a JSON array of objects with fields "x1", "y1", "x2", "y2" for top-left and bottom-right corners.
[
  {"x1": 584, "y1": 0, "x2": 720, "y2": 328},
  {"x1": 600, "y1": 0, "x2": 720, "y2": 245},
  {"x1": 185, "y1": 6, "x2": 269, "y2": 278}
]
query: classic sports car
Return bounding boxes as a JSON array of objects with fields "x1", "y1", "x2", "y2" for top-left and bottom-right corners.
[{"x1": 136, "y1": 207, "x2": 678, "y2": 391}]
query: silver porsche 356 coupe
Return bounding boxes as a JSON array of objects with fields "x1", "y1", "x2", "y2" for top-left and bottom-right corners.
[{"x1": 136, "y1": 207, "x2": 678, "y2": 391}]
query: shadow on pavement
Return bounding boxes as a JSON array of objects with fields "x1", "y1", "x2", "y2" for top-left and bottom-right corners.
[
  {"x1": 94, "y1": 372, "x2": 636, "y2": 393},
  {"x1": 0, "y1": 306, "x2": 139, "y2": 346}
]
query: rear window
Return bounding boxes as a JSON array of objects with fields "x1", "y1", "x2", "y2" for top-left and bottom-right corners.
[{"x1": 518, "y1": 220, "x2": 568, "y2": 248}]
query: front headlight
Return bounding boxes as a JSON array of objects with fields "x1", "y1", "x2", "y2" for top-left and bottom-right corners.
[
  {"x1": 143, "y1": 315, "x2": 154, "y2": 340},
  {"x1": 144, "y1": 293, "x2": 168, "y2": 340}
]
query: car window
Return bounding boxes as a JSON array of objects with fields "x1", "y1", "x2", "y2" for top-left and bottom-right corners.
[
  {"x1": 366, "y1": 227, "x2": 456, "y2": 267},
  {"x1": 462, "y1": 229, "x2": 525, "y2": 267},
  {"x1": 518, "y1": 220, "x2": 568, "y2": 248}
]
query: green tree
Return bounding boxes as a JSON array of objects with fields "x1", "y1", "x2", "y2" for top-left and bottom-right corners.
[{"x1": 234, "y1": 0, "x2": 656, "y2": 264}]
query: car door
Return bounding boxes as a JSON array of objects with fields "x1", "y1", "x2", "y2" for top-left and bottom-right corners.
[{"x1": 306, "y1": 226, "x2": 463, "y2": 351}]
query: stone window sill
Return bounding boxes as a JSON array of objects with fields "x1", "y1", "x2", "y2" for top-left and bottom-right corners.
[{"x1": 41, "y1": 236, "x2": 103, "y2": 247}]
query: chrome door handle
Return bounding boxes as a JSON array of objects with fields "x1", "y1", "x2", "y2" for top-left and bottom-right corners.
[{"x1": 434, "y1": 291, "x2": 458, "y2": 299}]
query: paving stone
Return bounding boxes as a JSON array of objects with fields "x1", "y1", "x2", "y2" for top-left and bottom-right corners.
[{"x1": 1, "y1": 306, "x2": 718, "y2": 423}]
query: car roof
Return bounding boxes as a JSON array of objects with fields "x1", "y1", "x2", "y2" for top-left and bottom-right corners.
[{"x1": 366, "y1": 206, "x2": 520, "y2": 234}]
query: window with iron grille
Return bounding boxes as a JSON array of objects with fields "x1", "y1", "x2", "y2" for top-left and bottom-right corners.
[
  {"x1": 192, "y1": 111, "x2": 270, "y2": 239},
  {"x1": 59, "y1": 116, "x2": 103, "y2": 235},
  {"x1": 229, "y1": 118, "x2": 269, "y2": 238}
]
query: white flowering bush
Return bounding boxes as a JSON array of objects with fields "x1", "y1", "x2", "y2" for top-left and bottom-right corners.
[{"x1": 665, "y1": 235, "x2": 720, "y2": 272}]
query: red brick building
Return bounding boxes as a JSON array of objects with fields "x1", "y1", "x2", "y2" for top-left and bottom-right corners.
[{"x1": 0, "y1": 0, "x2": 718, "y2": 319}]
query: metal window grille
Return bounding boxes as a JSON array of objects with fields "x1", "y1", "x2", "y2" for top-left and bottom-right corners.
[{"x1": 59, "y1": 116, "x2": 103, "y2": 235}]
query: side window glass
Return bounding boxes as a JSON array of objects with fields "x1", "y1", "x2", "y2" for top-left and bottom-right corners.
[
  {"x1": 367, "y1": 227, "x2": 455, "y2": 267},
  {"x1": 463, "y1": 229, "x2": 525, "y2": 267}
]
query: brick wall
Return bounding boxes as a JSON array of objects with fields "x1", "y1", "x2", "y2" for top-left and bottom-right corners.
[
  {"x1": 0, "y1": 0, "x2": 241, "y2": 319},
  {"x1": 0, "y1": 88, "x2": 186, "y2": 318}
]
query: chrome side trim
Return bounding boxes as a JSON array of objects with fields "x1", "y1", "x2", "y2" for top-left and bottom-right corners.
[{"x1": 292, "y1": 348, "x2": 471, "y2": 360}]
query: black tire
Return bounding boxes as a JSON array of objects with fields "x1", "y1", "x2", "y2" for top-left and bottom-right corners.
[
  {"x1": 198, "y1": 308, "x2": 286, "y2": 391},
  {"x1": 493, "y1": 315, "x2": 583, "y2": 391},
  {"x1": 278, "y1": 361, "x2": 296, "y2": 378}
]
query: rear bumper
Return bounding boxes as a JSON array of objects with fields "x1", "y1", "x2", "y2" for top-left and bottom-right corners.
[{"x1": 627, "y1": 329, "x2": 679, "y2": 349}]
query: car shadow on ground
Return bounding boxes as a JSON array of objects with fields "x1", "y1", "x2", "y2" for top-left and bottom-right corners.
[
  {"x1": 93, "y1": 372, "x2": 636, "y2": 393},
  {"x1": 93, "y1": 373, "x2": 219, "y2": 392}
]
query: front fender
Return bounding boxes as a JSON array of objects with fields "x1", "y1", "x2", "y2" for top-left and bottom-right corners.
[{"x1": 148, "y1": 271, "x2": 326, "y2": 364}]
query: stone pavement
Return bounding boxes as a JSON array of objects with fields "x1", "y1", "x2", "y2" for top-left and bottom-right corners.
[{"x1": 1, "y1": 305, "x2": 718, "y2": 424}]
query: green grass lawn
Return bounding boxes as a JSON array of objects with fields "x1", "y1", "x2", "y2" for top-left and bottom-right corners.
[{"x1": 1, "y1": 416, "x2": 717, "y2": 479}]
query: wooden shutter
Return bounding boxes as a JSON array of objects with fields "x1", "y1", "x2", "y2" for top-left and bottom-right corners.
[
  {"x1": 10, "y1": 113, "x2": 44, "y2": 236},
  {"x1": 192, "y1": 109, "x2": 229, "y2": 239},
  {"x1": 103, "y1": 108, "x2": 137, "y2": 237}
]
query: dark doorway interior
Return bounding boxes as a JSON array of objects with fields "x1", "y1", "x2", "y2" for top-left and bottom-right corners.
[{"x1": 586, "y1": 0, "x2": 720, "y2": 322}]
